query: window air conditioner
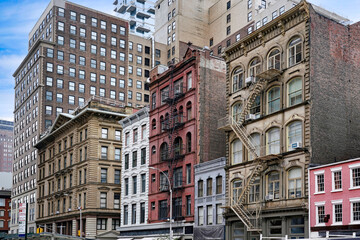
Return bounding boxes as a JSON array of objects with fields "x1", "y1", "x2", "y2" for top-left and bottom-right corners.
[
  {"x1": 265, "y1": 194, "x2": 274, "y2": 201},
  {"x1": 56, "y1": 211, "x2": 59, "y2": 214},
  {"x1": 245, "y1": 114, "x2": 256, "y2": 121},
  {"x1": 291, "y1": 142, "x2": 302, "y2": 149}
]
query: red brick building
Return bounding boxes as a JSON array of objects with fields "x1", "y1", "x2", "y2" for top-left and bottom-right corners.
[
  {"x1": 146, "y1": 46, "x2": 226, "y2": 238},
  {"x1": 0, "y1": 190, "x2": 11, "y2": 233}
]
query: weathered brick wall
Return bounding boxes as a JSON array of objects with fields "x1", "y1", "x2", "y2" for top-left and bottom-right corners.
[
  {"x1": 198, "y1": 51, "x2": 227, "y2": 163},
  {"x1": 309, "y1": 6, "x2": 360, "y2": 164}
]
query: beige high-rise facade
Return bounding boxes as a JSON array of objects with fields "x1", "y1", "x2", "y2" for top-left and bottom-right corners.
[
  {"x1": 154, "y1": 0, "x2": 299, "y2": 64},
  {"x1": 35, "y1": 99, "x2": 132, "y2": 238}
]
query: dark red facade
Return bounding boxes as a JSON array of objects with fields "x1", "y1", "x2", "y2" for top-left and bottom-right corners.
[
  {"x1": 148, "y1": 47, "x2": 226, "y2": 226},
  {"x1": 0, "y1": 190, "x2": 11, "y2": 233}
]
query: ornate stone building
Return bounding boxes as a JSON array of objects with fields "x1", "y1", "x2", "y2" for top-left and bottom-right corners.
[{"x1": 219, "y1": 1, "x2": 360, "y2": 239}]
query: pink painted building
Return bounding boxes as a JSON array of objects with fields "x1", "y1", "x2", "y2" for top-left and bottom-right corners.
[{"x1": 309, "y1": 158, "x2": 360, "y2": 237}]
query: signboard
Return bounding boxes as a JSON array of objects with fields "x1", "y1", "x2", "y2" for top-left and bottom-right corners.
[{"x1": 18, "y1": 203, "x2": 27, "y2": 237}]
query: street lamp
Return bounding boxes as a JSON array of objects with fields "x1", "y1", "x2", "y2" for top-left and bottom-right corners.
[
  {"x1": 149, "y1": 166, "x2": 173, "y2": 240},
  {"x1": 78, "y1": 206, "x2": 82, "y2": 238}
]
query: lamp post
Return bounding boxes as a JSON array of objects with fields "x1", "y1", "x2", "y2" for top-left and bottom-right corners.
[
  {"x1": 78, "y1": 206, "x2": 82, "y2": 238},
  {"x1": 149, "y1": 166, "x2": 173, "y2": 240}
]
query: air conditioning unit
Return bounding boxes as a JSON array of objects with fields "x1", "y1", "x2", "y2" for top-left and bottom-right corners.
[
  {"x1": 291, "y1": 142, "x2": 302, "y2": 149},
  {"x1": 245, "y1": 114, "x2": 256, "y2": 121},
  {"x1": 68, "y1": 208, "x2": 72, "y2": 212},
  {"x1": 265, "y1": 194, "x2": 274, "y2": 201},
  {"x1": 56, "y1": 211, "x2": 60, "y2": 214},
  {"x1": 245, "y1": 76, "x2": 256, "y2": 85}
]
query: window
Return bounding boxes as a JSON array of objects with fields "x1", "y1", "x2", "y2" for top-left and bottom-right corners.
[
  {"x1": 100, "y1": 20, "x2": 106, "y2": 29},
  {"x1": 232, "y1": 67, "x2": 243, "y2": 92},
  {"x1": 174, "y1": 167, "x2": 183, "y2": 188},
  {"x1": 101, "y1": 128, "x2": 108, "y2": 139},
  {"x1": 120, "y1": 26, "x2": 126, "y2": 35},
  {"x1": 248, "y1": 11, "x2": 252, "y2": 22},
  {"x1": 69, "y1": 38, "x2": 76, "y2": 48},
  {"x1": 315, "y1": 172, "x2": 325, "y2": 193},
  {"x1": 351, "y1": 165, "x2": 360, "y2": 188},
  {"x1": 46, "y1": 91, "x2": 52, "y2": 101},
  {"x1": 231, "y1": 139, "x2": 242, "y2": 164},
  {"x1": 267, "y1": 171, "x2": 280, "y2": 199},
  {"x1": 198, "y1": 180, "x2": 203, "y2": 197},
  {"x1": 56, "y1": 93, "x2": 63, "y2": 103},
  {"x1": 91, "y1": 17, "x2": 97, "y2": 27},
  {"x1": 100, "y1": 75, "x2": 106, "y2": 84},
  {"x1": 132, "y1": 151, "x2": 137, "y2": 168},
  {"x1": 186, "y1": 195, "x2": 191, "y2": 216},
  {"x1": 268, "y1": 49, "x2": 281, "y2": 70},
  {"x1": 226, "y1": 0, "x2": 231, "y2": 10},
  {"x1": 267, "y1": 86, "x2": 280, "y2": 114},
  {"x1": 262, "y1": 16, "x2": 268, "y2": 25},
  {"x1": 232, "y1": 179, "x2": 243, "y2": 203},
  {"x1": 115, "y1": 170, "x2": 120, "y2": 184},
  {"x1": 133, "y1": 176, "x2": 137, "y2": 194},
  {"x1": 101, "y1": 146, "x2": 108, "y2": 159},
  {"x1": 288, "y1": 168, "x2": 302, "y2": 198},
  {"x1": 140, "y1": 202, "x2": 145, "y2": 223},
  {"x1": 269, "y1": 218, "x2": 282, "y2": 235},
  {"x1": 317, "y1": 205, "x2": 325, "y2": 224},
  {"x1": 112, "y1": 219, "x2": 120, "y2": 230},
  {"x1": 249, "y1": 57, "x2": 261, "y2": 77},
  {"x1": 288, "y1": 77, "x2": 302, "y2": 106},
  {"x1": 248, "y1": 0, "x2": 252, "y2": 9},
  {"x1": 249, "y1": 132, "x2": 261, "y2": 160},
  {"x1": 57, "y1": 35, "x2": 64, "y2": 45},
  {"x1": 100, "y1": 192, "x2": 107, "y2": 208},
  {"x1": 57, "y1": 79, "x2": 63, "y2": 88},
  {"x1": 141, "y1": 173, "x2": 146, "y2": 193},
  {"x1": 119, "y1": 66, "x2": 125, "y2": 75},
  {"x1": 159, "y1": 200, "x2": 168, "y2": 220},
  {"x1": 47, "y1": 62, "x2": 53, "y2": 72},
  {"x1": 332, "y1": 169, "x2": 342, "y2": 190},
  {"x1": 266, "y1": 128, "x2": 280, "y2": 154},
  {"x1": 124, "y1": 178, "x2": 129, "y2": 195},
  {"x1": 186, "y1": 164, "x2": 191, "y2": 184},
  {"x1": 227, "y1": 14, "x2": 231, "y2": 23},
  {"x1": 141, "y1": 148, "x2": 146, "y2": 165},
  {"x1": 124, "y1": 205, "x2": 128, "y2": 225},
  {"x1": 236, "y1": 34, "x2": 241, "y2": 42},
  {"x1": 207, "y1": 178, "x2": 213, "y2": 196},
  {"x1": 288, "y1": 37, "x2": 302, "y2": 66},
  {"x1": 249, "y1": 177, "x2": 260, "y2": 202},
  {"x1": 207, "y1": 205, "x2": 213, "y2": 225},
  {"x1": 232, "y1": 102, "x2": 242, "y2": 123},
  {"x1": 101, "y1": 168, "x2": 107, "y2": 183},
  {"x1": 272, "y1": 10, "x2": 278, "y2": 19},
  {"x1": 279, "y1": 6, "x2": 285, "y2": 15},
  {"x1": 216, "y1": 176, "x2": 222, "y2": 194},
  {"x1": 80, "y1": 14, "x2": 86, "y2": 23},
  {"x1": 69, "y1": 67, "x2": 75, "y2": 77},
  {"x1": 287, "y1": 121, "x2": 302, "y2": 150},
  {"x1": 120, "y1": 39, "x2": 126, "y2": 48},
  {"x1": 97, "y1": 218, "x2": 107, "y2": 230},
  {"x1": 198, "y1": 206, "x2": 204, "y2": 225},
  {"x1": 45, "y1": 106, "x2": 52, "y2": 115},
  {"x1": 58, "y1": 7, "x2": 65, "y2": 17},
  {"x1": 333, "y1": 202, "x2": 342, "y2": 224}
]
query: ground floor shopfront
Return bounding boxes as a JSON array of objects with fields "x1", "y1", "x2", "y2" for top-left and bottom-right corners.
[{"x1": 225, "y1": 208, "x2": 308, "y2": 240}]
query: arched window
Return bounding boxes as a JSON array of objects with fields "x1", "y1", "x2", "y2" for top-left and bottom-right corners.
[
  {"x1": 249, "y1": 177, "x2": 260, "y2": 203},
  {"x1": 151, "y1": 119, "x2": 156, "y2": 130},
  {"x1": 288, "y1": 37, "x2": 302, "y2": 67},
  {"x1": 186, "y1": 102, "x2": 192, "y2": 121},
  {"x1": 267, "y1": 171, "x2": 280, "y2": 199},
  {"x1": 174, "y1": 137, "x2": 183, "y2": 156},
  {"x1": 179, "y1": 106, "x2": 184, "y2": 123},
  {"x1": 287, "y1": 121, "x2": 302, "y2": 151},
  {"x1": 232, "y1": 102, "x2": 242, "y2": 122},
  {"x1": 249, "y1": 58, "x2": 261, "y2": 77},
  {"x1": 249, "y1": 133, "x2": 261, "y2": 160},
  {"x1": 288, "y1": 168, "x2": 302, "y2": 198},
  {"x1": 250, "y1": 95, "x2": 260, "y2": 116},
  {"x1": 160, "y1": 142, "x2": 168, "y2": 161},
  {"x1": 268, "y1": 49, "x2": 281, "y2": 70},
  {"x1": 267, "y1": 86, "x2": 280, "y2": 114},
  {"x1": 232, "y1": 179, "x2": 243, "y2": 203},
  {"x1": 266, "y1": 128, "x2": 280, "y2": 154},
  {"x1": 288, "y1": 77, "x2": 302, "y2": 106},
  {"x1": 231, "y1": 139, "x2": 243, "y2": 164},
  {"x1": 232, "y1": 67, "x2": 244, "y2": 92},
  {"x1": 186, "y1": 132, "x2": 191, "y2": 153}
]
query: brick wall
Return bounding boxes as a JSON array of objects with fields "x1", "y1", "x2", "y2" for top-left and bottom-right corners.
[{"x1": 309, "y1": 6, "x2": 360, "y2": 164}]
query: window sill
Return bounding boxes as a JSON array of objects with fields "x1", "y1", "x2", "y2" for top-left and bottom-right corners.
[
  {"x1": 349, "y1": 186, "x2": 360, "y2": 190},
  {"x1": 331, "y1": 222, "x2": 343, "y2": 226},
  {"x1": 315, "y1": 223, "x2": 326, "y2": 227},
  {"x1": 331, "y1": 189, "x2": 342, "y2": 193},
  {"x1": 314, "y1": 192, "x2": 325, "y2": 195},
  {"x1": 349, "y1": 221, "x2": 360, "y2": 225}
]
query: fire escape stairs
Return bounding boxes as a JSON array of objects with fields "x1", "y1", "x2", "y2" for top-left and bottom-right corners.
[{"x1": 229, "y1": 78, "x2": 268, "y2": 232}]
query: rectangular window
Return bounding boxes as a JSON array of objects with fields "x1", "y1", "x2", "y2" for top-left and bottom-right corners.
[
  {"x1": 114, "y1": 170, "x2": 120, "y2": 184},
  {"x1": 198, "y1": 206, "x2": 204, "y2": 225},
  {"x1": 216, "y1": 176, "x2": 222, "y2": 194},
  {"x1": 101, "y1": 146, "x2": 108, "y2": 159},
  {"x1": 141, "y1": 173, "x2": 146, "y2": 193},
  {"x1": 133, "y1": 176, "x2": 137, "y2": 194},
  {"x1": 353, "y1": 201, "x2": 360, "y2": 223},
  {"x1": 132, "y1": 151, "x2": 137, "y2": 168},
  {"x1": 334, "y1": 203, "x2": 342, "y2": 223},
  {"x1": 80, "y1": 14, "x2": 86, "y2": 23},
  {"x1": 216, "y1": 204, "x2": 223, "y2": 224},
  {"x1": 332, "y1": 169, "x2": 342, "y2": 190},
  {"x1": 125, "y1": 178, "x2": 129, "y2": 195},
  {"x1": 101, "y1": 128, "x2": 108, "y2": 138},
  {"x1": 186, "y1": 195, "x2": 191, "y2": 216},
  {"x1": 186, "y1": 164, "x2": 191, "y2": 184},
  {"x1": 351, "y1": 167, "x2": 360, "y2": 188},
  {"x1": 207, "y1": 178, "x2": 213, "y2": 196},
  {"x1": 97, "y1": 218, "x2": 107, "y2": 230},
  {"x1": 114, "y1": 193, "x2": 120, "y2": 209},
  {"x1": 317, "y1": 205, "x2": 325, "y2": 224},
  {"x1": 132, "y1": 204, "x2": 137, "y2": 224},
  {"x1": 100, "y1": 192, "x2": 107, "y2": 208},
  {"x1": 101, "y1": 168, "x2": 107, "y2": 183},
  {"x1": 141, "y1": 148, "x2": 146, "y2": 165},
  {"x1": 91, "y1": 17, "x2": 97, "y2": 27},
  {"x1": 140, "y1": 202, "x2": 145, "y2": 223},
  {"x1": 316, "y1": 173, "x2": 325, "y2": 193},
  {"x1": 115, "y1": 148, "x2": 121, "y2": 161},
  {"x1": 207, "y1": 205, "x2": 213, "y2": 225}
]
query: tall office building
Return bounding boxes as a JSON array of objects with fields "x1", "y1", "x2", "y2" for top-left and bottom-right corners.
[
  {"x1": 11, "y1": 0, "x2": 165, "y2": 233},
  {"x1": 113, "y1": 0, "x2": 155, "y2": 37},
  {"x1": 153, "y1": 0, "x2": 299, "y2": 64},
  {"x1": 0, "y1": 120, "x2": 14, "y2": 173}
]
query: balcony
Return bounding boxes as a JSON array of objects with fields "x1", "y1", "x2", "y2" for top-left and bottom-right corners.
[
  {"x1": 136, "y1": 24, "x2": 151, "y2": 33},
  {"x1": 116, "y1": 2, "x2": 129, "y2": 13},
  {"x1": 137, "y1": 11, "x2": 151, "y2": 19},
  {"x1": 217, "y1": 116, "x2": 232, "y2": 131},
  {"x1": 147, "y1": 7, "x2": 155, "y2": 14},
  {"x1": 256, "y1": 68, "x2": 281, "y2": 80},
  {"x1": 127, "y1": 1, "x2": 136, "y2": 12}
]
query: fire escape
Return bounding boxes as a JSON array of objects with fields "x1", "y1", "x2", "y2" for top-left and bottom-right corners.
[
  {"x1": 160, "y1": 66, "x2": 187, "y2": 221},
  {"x1": 219, "y1": 69, "x2": 281, "y2": 232}
]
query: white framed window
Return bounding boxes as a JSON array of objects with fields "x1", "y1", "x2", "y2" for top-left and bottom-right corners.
[
  {"x1": 287, "y1": 121, "x2": 302, "y2": 151},
  {"x1": 288, "y1": 77, "x2": 302, "y2": 106},
  {"x1": 288, "y1": 168, "x2": 302, "y2": 198},
  {"x1": 314, "y1": 170, "x2": 325, "y2": 193},
  {"x1": 331, "y1": 167, "x2": 342, "y2": 191},
  {"x1": 350, "y1": 198, "x2": 360, "y2": 224},
  {"x1": 288, "y1": 37, "x2": 302, "y2": 67},
  {"x1": 231, "y1": 139, "x2": 242, "y2": 165},
  {"x1": 266, "y1": 128, "x2": 280, "y2": 154},
  {"x1": 198, "y1": 206, "x2": 204, "y2": 226},
  {"x1": 331, "y1": 200, "x2": 342, "y2": 225},
  {"x1": 207, "y1": 205, "x2": 213, "y2": 225},
  {"x1": 350, "y1": 164, "x2": 360, "y2": 189},
  {"x1": 315, "y1": 202, "x2": 326, "y2": 226}
]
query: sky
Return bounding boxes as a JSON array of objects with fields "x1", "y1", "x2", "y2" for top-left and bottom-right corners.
[{"x1": 0, "y1": 0, "x2": 359, "y2": 121}]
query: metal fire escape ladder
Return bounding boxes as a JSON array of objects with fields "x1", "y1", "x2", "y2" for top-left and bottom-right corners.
[{"x1": 229, "y1": 78, "x2": 268, "y2": 232}]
